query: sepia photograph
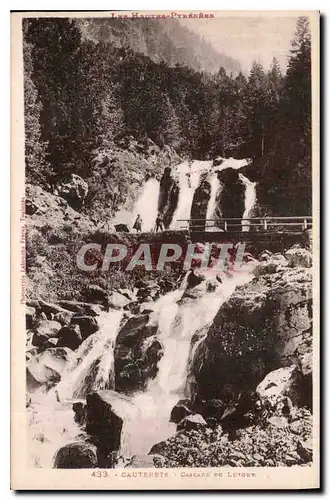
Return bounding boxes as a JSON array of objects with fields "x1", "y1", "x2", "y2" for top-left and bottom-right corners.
[{"x1": 11, "y1": 10, "x2": 319, "y2": 489}]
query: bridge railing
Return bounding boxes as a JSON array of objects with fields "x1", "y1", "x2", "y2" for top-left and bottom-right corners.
[{"x1": 176, "y1": 216, "x2": 313, "y2": 232}]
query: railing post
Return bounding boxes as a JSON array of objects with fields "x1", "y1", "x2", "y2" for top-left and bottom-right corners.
[
  {"x1": 304, "y1": 218, "x2": 307, "y2": 230},
  {"x1": 264, "y1": 219, "x2": 268, "y2": 230},
  {"x1": 224, "y1": 220, "x2": 228, "y2": 231}
]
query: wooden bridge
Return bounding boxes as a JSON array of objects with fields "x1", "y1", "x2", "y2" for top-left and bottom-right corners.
[{"x1": 176, "y1": 216, "x2": 313, "y2": 232}]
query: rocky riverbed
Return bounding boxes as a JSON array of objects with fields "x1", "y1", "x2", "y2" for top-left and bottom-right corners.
[{"x1": 25, "y1": 243, "x2": 314, "y2": 469}]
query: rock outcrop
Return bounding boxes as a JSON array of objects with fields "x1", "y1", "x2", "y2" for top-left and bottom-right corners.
[
  {"x1": 190, "y1": 252, "x2": 313, "y2": 408},
  {"x1": 114, "y1": 313, "x2": 162, "y2": 392},
  {"x1": 85, "y1": 391, "x2": 125, "y2": 466},
  {"x1": 53, "y1": 442, "x2": 98, "y2": 469}
]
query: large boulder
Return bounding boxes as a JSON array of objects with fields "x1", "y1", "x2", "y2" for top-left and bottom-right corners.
[
  {"x1": 71, "y1": 316, "x2": 99, "y2": 340},
  {"x1": 114, "y1": 313, "x2": 161, "y2": 392},
  {"x1": 56, "y1": 174, "x2": 88, "y2": 210},
  {"x1": 115, "y1": 224, "x2": 129, "y2": 233},
  {"x1": 83, "y1": 285, "x2": 109, "y2": 307},
  {"x1": 57, "y1": 300, "x2": 102, "y2": 317},
  {"x1": 177, "y1": 414, "x2": 207, "y2": 431},
  {"x1": 53, "y1": 442, "x2": 97, "y2": 469},
  {"x1": 26, "y1": 364, "x2": 61, "y2": 392},
  {"x1": 285, "y1": 248, "x2": 312, "y2": 268},
  {"x1": 57, "y1": 324, "x2": 83, "y2": 350},
  {"x1": 108, "y1": 291, "x2": 131, "y2": 310},
  {"x1": 31, "y1": 320, "x2": 62, "y2": 347},
  {"x1": 36, "y1": 347, "x2": 76, "y2": 375},
  {"x1": 256, "y1": 366, "x2": 305, "y2": 408},
  {"x1": 27, "y1": 347, "x2": 74, "y2": 391},
  {"x1": 170, "y1": 400, "x2": 192, "y2": 423},
  {"x1": 85, "y1": 391, "x2": 125, "y2": 466},
  {"x1": 191, "y1": 266, "x2": 312, "y2": 405}
]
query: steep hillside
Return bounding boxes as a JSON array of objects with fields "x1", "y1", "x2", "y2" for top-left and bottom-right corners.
[{"x1": 77, "y1": 18, "x2": 241, "y2": 74}]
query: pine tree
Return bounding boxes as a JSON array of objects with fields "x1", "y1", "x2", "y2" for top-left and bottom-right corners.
[{"x1": 23, "y1": 38, "x2": 49, "y2": 185}]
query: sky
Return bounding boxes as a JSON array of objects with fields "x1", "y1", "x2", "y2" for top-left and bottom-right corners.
[{"x1": 180, "y1": 16, "x2": 299, "y2": 74}]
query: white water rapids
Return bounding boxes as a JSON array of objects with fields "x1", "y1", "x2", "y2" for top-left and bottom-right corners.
[{"x1": 27, "y1": 261, "x2": 256, "y2": 468}]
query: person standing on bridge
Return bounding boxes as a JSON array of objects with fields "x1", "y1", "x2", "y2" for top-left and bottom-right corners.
[
  {"x1": 155, "y1": 212, "x2": 164, "y2": 232},
  {"x1": 133, "y1": 214, "x2": 142, "y2": 233}
]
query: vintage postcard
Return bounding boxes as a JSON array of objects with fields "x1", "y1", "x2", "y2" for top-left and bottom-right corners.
[{"x1": 11, "y1": 10, "x2": 320, "y2": 490}]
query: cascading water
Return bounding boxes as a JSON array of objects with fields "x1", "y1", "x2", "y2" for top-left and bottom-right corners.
[
  {"x1": 132, "y1": 177, "x2": 160, "y2": 232},
  {"x1": 118, "y1": 263, "x2": 256, "y2": 458},
  {"x1": 205, "y1": 172, "x2": 222, "y2": 231},
  {"x1": 170, "y1": 161, "x2": 212, "y2": 230},
  {"x1": 27, "y1": 310, "x2": 123, "y2": 468},
  {"x1": 27, "y1": 261, "x2": 256, "y2": 467},
  {"x1": 239, "y1": 173, "x2": 257, "y2": 232}
]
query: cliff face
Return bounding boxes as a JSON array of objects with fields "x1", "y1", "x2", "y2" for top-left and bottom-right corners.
[
  {"x1": 78, "y1": 18, "x2": 241, "y2": 75},
  {"x1": 190, "y1": 252, "x2": 312, "y2": 406}
]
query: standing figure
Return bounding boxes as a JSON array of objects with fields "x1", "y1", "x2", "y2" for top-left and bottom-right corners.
[
  {"x1": 155, "y1": 213, "x2": 164, "y2": 232},
  {"x1": 133, "y1": 214, "x2": 142, "y2": 232}
]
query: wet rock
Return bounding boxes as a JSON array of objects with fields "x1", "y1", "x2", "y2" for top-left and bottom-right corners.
[
  {"x1": 57, "y1": 324, "x2": 83, "y2": 350},
  {"x1": 149, "y1": 440, "x2": 167, "y2": 456},
  {"x1": 117, "y1": 288, "x2": 136, "y2": 301},
  {"x1": 26, "y1": 306, "x2": 36, "y2": 329},
  {"x1": 26, "y1": 363, "x2": 61, "y2": 392},
  {"x1": 35, "y1": 347, "x2": 76, "y2": 376},
  {"x1": 115, "y1": 223, "x2": 129, "y2": 233},
  {"x1": 114, "y1": 314, "x2": 160, "y2": 392},
  {"x1": 136, "y1": 283, "x2": 160, "y2": 302},
  {"x1": 206, "y1": 280, "x2": 218, "y2": 293},
  {"x1": 116, "y1": 314, "x2": 157, "y2": 347},
  {"x1": 83, "y1": 284, "x2": 109, "y2": 307},
  {"x1": 170, "y1": 400, "x2": 192, "y2": 423},
  {"x1": 31, "y1": 320, "x2": 62, "y2": 347},
  {"x1": 285, "y1": 248, "x2": 312, "y2": 268},
  {"x1": 53, "y1": 442, "x2": 97, "y2": 469},
  {"x1": 186, "y1": 269, "x2": 204, "y2": 290},
  {"x1": 73, "y1": 402, "x2": 87, "y2": 427},
  {"x1": 38, "y1": 300, "x2": 71, "y2": 318},
  {"x1": 109, "y1": 291, "x2": 131, "y2": 310},
  {"x1": 71, "y1": 315, "x2": 99, "y2": 340},
  {"x1": 213, "y1": 157, "x2": 224, "y2": 167},
  {"x1": 86, "y1": 391, "x2": 124, "y2": 466},
  {"x1": 42, "y1": 337, "x2": 59, "y2": 349},
  {"x1": 53, "y1": 309, "x2": 74, "y2": 326},
  {"x1": 177, "y1": 414, "x2": 207, "y2": 431},
  {"x1": 123, "y1": 302, "x2": 141, "y2": 315},
  {"x1": 58, "y1": 301, "x2": 102, "y2": 317}
]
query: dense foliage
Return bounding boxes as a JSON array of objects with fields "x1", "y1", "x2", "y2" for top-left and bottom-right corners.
[{"x1": 23, "y1": 17, "x2": 312, "y2": 216}]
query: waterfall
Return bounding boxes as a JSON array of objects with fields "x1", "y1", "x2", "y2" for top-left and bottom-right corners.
[
  {"x1": 170, "y1": 161, "x2": 206, "y2": 230},
  {"x1": 27, "y1": 310, "x2": 123, "y2": 468},
  {"x1": 205, "y1": 172, "x2": 221, "y2": 231},
  {"x1": 239, "y1": 173, "x2": 257, "y2": 232},
  {"x1": 27, "y1": 261, "x2": 257, "y2": 467},
  {"x1": 119, "y1": 264, "x2": 256, "y2": 457},
  {"x1": 132, "y1": 177, "x2": 160, "y2": 232}
]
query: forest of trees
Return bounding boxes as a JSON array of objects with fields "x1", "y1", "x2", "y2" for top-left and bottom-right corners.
[{"x1": 24, "y1": 16, "x2": 312, "y2": 216}]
